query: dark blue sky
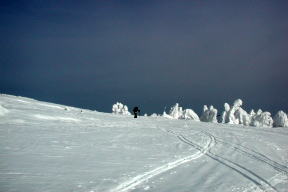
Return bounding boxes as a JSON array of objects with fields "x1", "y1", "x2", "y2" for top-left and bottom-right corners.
[{"x1": 1, "y1": 0, "x2": 287, "y2": 115}]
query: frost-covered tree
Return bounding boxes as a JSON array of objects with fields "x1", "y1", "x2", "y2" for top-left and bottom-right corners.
[
  {"x1": 249, "y1": 109, "x2": 256, "y2": 117},
  {"x1": 257, "y1": 109, "x2": 262, "y2": 115},
  {"x1": 163, "y1": 103, "x2": 199, "y2": 120},
  {"x1": 200, "y1": 105, "x2": 218, "y2": 123},
  {"x1": 250, "y1": 111, "x2": 273, "y2": 128},
  {"x1": 200, "y1": 105, "x2": 209, "y2": 122},
  {"x1": 273, "y1": 111, "x2": 288, "y2": 127},
  {"x1": 221, "y1": 103, "x2": 230, "y2": 123},
  {"x1": 181, "y1": 109, "x2": 200, "y2": 121},
  {"x1": 169, "y1": 103, "x2": 183, "y2": 119},
  {"x1": 226, "y1": 99, "x2": 243, "y2": 124},
  {"x1": 112, "y1": 102, "x2": 131, "y2": 115},
  {"x1": 234, "y1": 108, "x2": 251, "y2": 126},
  {"x1": 221, "y1": 99, "x2": 251, "y2": 126}
]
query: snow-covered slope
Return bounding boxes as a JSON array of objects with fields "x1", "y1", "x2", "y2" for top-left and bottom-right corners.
[{"x1": 0, "y1": 94, "x2": 287, "y2": 192}]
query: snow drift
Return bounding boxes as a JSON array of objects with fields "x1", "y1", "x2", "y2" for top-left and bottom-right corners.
[
  {"x1": 150, "y1": 113, "x2": 160, "y2": 117},
  {"x1": 0, "y1": 104, "x2": 8, "y2": 116}
]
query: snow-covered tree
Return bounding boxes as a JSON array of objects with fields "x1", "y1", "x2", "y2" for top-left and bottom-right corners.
[
  {"x1": 221, "y1": 103, "x2": 230, "y2": 123},
  {"x1": 200, "y1": 105, "x2": 218, "y2": 123},
  {"x1": 234, "y1": 108, "x2": 251, "y2": 126},
  {"x1": 164, "y1": 103, "x2": 200, "y2": 120},
  {"x1": 250, "y1": 111, "x2": 273, "y2": 128},
  {"x1": 200, "y1": 105, "x2": 209, "y2": 122},
  {"x1": 249, "y1": 109, "x2": 256, "y2": 117},
  {"x1": 181, "y1": 109, "x2": 200, "y2": 121},
  {"x1": 273, "y1": 111, "x2": 288, "y2": 127},
  {"x1": 256, "y1": 109, "x2": 262, "y2": 115},
  {"x1": 226, "y1": 99, "x2": 243, "y2": 124},
  {"x1": 168, "y1": 103, "x2": 183, "y2": 119},
  {"x1": 221, "y1": 99, "x2": 251, "y2": 126},
  {"x1": 112, "y1": 102, "x2": 131, "y2": 115}
]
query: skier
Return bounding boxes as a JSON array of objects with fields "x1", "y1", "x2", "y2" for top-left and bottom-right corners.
[{"x1": 133, "y1": 106, "x2": 140, "y2": 118}]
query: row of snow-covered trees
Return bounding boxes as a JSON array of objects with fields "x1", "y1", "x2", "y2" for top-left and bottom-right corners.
[{"x1": 112, "y1": 99, "x2": 288, "y2": 128}]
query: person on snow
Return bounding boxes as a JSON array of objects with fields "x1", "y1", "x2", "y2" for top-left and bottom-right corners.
[{"x1": 133, "y1": 106, "x2": 140, "y2": 118}]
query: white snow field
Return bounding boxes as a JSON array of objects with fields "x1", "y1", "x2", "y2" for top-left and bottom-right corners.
[{"x1": 0, "y1": 94, "x2": 288, "y2": 192}]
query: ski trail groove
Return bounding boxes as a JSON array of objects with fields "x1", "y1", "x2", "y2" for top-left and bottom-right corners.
[
  {"x1": 178, "y1": 131, "x2": 279, "y2": 192},
  {"x1": 109, "y1": 131, "x2": 215, "y2": 192},
  {"x1": 203, "y1": 131, "x2": 288, "y2": 175}
]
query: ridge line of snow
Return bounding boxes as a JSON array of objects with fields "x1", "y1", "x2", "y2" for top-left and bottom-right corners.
[
  {"x1": 109, "y1": 131, "x2": 214, "y2": 192},
  {"x1": 34, "y1": 114, "x2": 80, "y2": 122}
]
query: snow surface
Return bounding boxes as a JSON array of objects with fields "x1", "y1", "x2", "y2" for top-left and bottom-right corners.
[
  {"x1": 0, "y1": 94, "x2": 288, "y2": 192},
  {"x1": 0, "y1": 104, "x2": 8, "y2": 116}
]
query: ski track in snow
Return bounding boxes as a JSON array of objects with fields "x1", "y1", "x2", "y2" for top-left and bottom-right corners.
[
  {"x1": 176, "y1": 129, "x2": 282, "y2": 192},
  {"x1": 108, "y1": 127, "x2": 286, "y2": 192},
  {"x1": 206, "y1": 132, "x2": 288, "y2": 175},
  {"x1": 181, "y1": 135, "x2": 277, "y2": 192},
  {"x1": 109, "y1": 131, "x2": 215, "y2": 192}
]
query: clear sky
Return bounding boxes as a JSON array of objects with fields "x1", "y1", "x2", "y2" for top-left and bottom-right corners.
[{"x1": 1, "y1": 0, "x2": 287, "y2": 115}]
